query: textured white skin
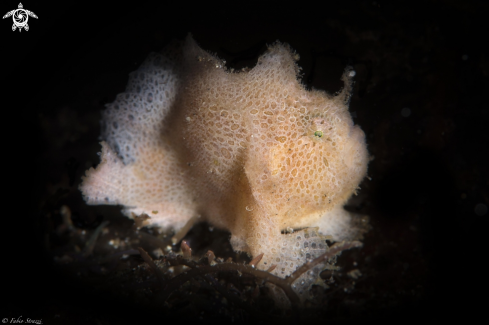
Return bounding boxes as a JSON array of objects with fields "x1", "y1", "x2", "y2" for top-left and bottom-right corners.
[{"x1": 80, "y1": 36, "x2": 369, "y2": 287}]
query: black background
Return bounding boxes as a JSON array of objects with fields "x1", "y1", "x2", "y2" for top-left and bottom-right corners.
[{"x1": 2, "y1": 0, "x2": 488, "y2": 324}]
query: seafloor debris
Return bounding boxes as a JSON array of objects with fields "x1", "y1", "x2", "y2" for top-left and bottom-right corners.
[{"x1": 48, "y1": 207, "x2": 363, "y2": 318}]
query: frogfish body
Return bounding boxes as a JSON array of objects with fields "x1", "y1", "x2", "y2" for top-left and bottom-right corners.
[{"x1": 80, "y1": 35, "x2": 369, "y2": 301}]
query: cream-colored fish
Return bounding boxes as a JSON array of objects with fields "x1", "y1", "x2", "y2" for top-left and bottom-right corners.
[{"x1": 80, "y1": 35, "x2": 369, "y2": 300}]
